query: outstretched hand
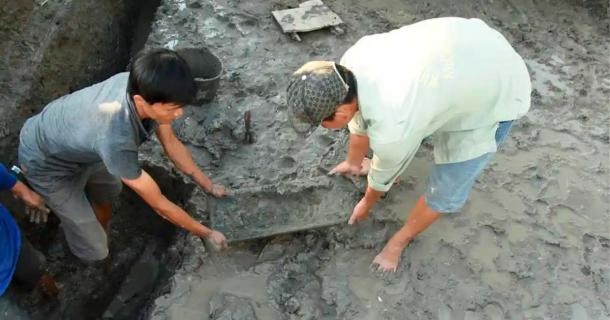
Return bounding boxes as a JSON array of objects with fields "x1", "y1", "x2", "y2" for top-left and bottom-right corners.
[
  {"x1": 328, "y1": 157, "x2": 370, "y2": 176},
  {"x1": 204, "y1": 230, "x2": 228, "y2": 251},
  {"x1": 13, "y1": 182, "x2": 51, "y2": 224},
  {"x1": 206, "y1": 183, "x2": 228, "y2": 198},
  {"x1": 348, "y1": 197, "x2": 372, "y2": 225},
  {"x1": 26, "y1": 205, "x2": 50, "y2": 224}
]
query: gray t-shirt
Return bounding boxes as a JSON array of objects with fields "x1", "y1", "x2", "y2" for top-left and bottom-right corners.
[{"x1": 19, "y1": 72, "x2": 157, "y2": 180}]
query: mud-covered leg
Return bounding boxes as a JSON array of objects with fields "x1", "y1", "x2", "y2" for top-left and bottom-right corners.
[
  {"x1": 14, "y1": 235, "x2": 59, "y2": 297},
  {"x1": 372, "y1": 196, "x2": 440, "y2": 272},
  {"x1": 92, "y1": 202, "x2": 113, "y2": 231}
]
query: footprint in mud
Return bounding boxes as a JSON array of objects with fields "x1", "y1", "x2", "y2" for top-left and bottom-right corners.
[
  {"x1": 581, "y1": 233, "x2": 610, "y2": 307},
  {"x1": 482, "y1": 302, "x2": 505, "y2": 320},
  {"x1": 570, "y1": 303, "x2": 591, "y2": 320},
  {"x1": 316, "y1": 133, "x2": 335, "y2": 147},
  {"x1": 581, "y1": 233, "x2": 609, "y2": 265},
  {"x1": 278, "y1": 156, "x2": 296, "y2": 169},
  {"x1": 438, "y1": 304, "x2": 457, "y2": 320},
  {"x1": 439, "y1": 302, "x2": 505, "y2": 320},
  {"x1": 209, "y1": 293, "x2": 257, "y2": 319}
]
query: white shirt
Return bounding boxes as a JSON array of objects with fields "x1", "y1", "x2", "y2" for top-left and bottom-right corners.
[{"x1": 341, "y1": 17, "x2": 531, "y2": 192}]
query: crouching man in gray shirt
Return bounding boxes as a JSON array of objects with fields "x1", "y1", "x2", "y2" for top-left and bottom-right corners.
[{"x1": 18, "y1": 48, "x2": 228, "y2": 262}]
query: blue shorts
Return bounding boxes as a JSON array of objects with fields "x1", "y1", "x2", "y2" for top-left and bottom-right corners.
[{"x1": 424, "y1": 121, "x2": 513, "y2": 213}]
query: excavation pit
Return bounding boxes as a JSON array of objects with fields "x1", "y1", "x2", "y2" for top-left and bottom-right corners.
[{"x1": 0, "y1": 0, "x2": 608, "y2": 319}]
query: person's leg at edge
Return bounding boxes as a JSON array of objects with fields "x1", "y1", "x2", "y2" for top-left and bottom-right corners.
[
  {"x1": 371, "y1": 121, "x2": 515, "y2": 272},
  {"x1": 372, "y1": 196, "x2": 440, "y2": 272},
  {"x1": 371, "y1": 153, "x2": 492, "y2": 272},
  {"x1": 21, "y1": 167, "x2": 112, "y2": 262},
  {"x1": 13, "y1": 235, "x2": 59, "y2": 297},
  {"x1": 91, "y1": 202, "x2": 112, "y2": 231},
  {"x1": 86, "y1": 163, "x2": 123, "y2": 232}
]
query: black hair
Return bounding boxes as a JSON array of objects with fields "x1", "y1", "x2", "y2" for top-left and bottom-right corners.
[
  {"x1": 335, "y1": 63, "x2": 357, "y2": 104},
  {"x1": 127, "y1": 48, "x2": 196, "y2": 106},
  {"x1": 322, "y1": 63, "x2": 358, "y2": 122}
]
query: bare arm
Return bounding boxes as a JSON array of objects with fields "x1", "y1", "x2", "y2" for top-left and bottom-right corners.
[
  {"x1": 363, "y1": 185, "x2": 383, "y2": 204},
  {"x1": 329, "y1": 133, "x2": 370, "y2": 176},
  {"x1": 122, "y1": 170, "x2": 212, "y2": 237},
  {"x1": 11, "y1": 180, "x2": 51, "y2": 224},
  {"x1": 346, "y1": 133, "x2": 369, "y2": 166},
  {"x1": 11, "y1": 181, "x2": 46, "y2": 209},
  {"x1": 156, "y1": 124, "x2": 223, "y2": 196},
  {"x1": 348, "y1": 185, "x2": 383, "y2": 225}
]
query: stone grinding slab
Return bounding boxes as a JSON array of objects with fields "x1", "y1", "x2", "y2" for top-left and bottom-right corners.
[{"x1": 208, "y1": 175, "x2": 362, "y2": 243}]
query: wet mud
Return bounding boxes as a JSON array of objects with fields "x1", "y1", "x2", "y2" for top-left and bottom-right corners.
[
  {"x1": 1, "y1": 0, "x2": 608, "y2": 319},
  {"x1": 143, "y1": 0, "x2": 609, "y2": 319}
]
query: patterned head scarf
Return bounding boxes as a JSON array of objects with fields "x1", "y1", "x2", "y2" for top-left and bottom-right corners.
[{"x1": 286, "y1": 61, "x2": 349, "y2": 136}]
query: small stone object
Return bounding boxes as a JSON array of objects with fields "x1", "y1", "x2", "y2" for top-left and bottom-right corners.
[
  {"x1": 258, "y1": 243, "x2": 285, "y2": 262},
  {"x1": 272, "y1": 0, "x2": 344, "y2": 41},
  {"x1": 284, "y1": 296, "x2": 301, "y2": 314},
  {"x1": 187, "y1": 0, "x2": 202, "y2": 8},
  {"x1": 244, "y1": 110, "x2": 253, "y2": 144}
]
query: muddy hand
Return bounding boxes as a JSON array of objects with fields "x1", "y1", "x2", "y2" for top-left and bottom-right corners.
[
  {"x1": 328, "y1": 161, "x2": 363, "y2": 176},
  {"x1": 209, "y1": 184, "x2": 228, "y2": 197},
  {"x1": 348, "y1": 198, "x2": 371, "y2": 225},
  {"x1": 26, "y1": 206, "x2": 50, "y2": 224},
  {"x1": 19, "y1": 187, "x2": 51, "y2": 224},
  {"x1": 205, "y1": 230, "x2": 228, "y2": 251},
  {"x1": 359, "y1": 157, "x2": 371, "y2": 175}
]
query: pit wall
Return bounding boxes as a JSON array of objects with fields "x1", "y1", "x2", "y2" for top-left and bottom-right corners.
[
  {"x1": 0, "y1": 0, "x2": 167, "y2": 229},
  {"x1": 0, "y1": 0, "x2": 156, "y2": 164}
]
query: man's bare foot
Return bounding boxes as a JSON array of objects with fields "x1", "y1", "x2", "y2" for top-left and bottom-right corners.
[{"x1": 372, "y1": 241, "x2": 408, "y2": 272}]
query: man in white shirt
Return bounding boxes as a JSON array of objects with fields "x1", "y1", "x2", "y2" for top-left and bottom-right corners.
[{"x1": 286, "y1": 17, "x2": 531, "y2": 272}]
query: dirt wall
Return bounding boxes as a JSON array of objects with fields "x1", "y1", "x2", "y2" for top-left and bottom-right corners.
[
  {"x1": 0, "y1": 0, "x2": 152, "y2": 164},
  {"x1": 0, "y1": 1, "x2": 180, "y2": 319},
  {"x1": 0, "y1": 0, "x2": 608, "y2": 319}
]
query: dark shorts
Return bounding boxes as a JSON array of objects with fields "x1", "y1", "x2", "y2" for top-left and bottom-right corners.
[{"x1": 13, "y1": 235, "x2": 46, "y2": 290}]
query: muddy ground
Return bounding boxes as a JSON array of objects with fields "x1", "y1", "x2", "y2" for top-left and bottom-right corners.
[
  {"x1": 1, "y1": 0, "x2": 609, "y2": 319},
  {"x1": 143, "y1": 0, "x2": 610, "y2": 319}
]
